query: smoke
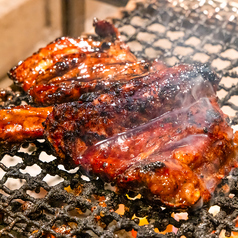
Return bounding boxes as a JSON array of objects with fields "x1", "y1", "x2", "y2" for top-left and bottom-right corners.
[{"x1": 175, "y1": 70, "x2": 216, "y2": 109}]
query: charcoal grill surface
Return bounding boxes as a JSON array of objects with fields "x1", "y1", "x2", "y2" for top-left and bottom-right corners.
[{"x1": 1, "y1": 0, "x2": 238, "y2": 237}]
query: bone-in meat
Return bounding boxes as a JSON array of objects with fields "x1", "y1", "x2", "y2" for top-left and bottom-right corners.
[
  {"x1": 8, "y1": 20, "x2": 148, "y2": 106},
  {"x1": 80, "y1": 98, "x2": 236, "y2": 207},
  {"x1": 43, "y1": 63, "x2": 237, "y2": 207}
]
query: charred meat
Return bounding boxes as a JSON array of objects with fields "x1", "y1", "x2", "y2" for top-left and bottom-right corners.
[
  {"x1": 43, "y1": 62, "x2": 236, "y2": 208},
  {"x1": 44, "y1": 64, "x2": 219, "y2": 162},
  {"x1": 8, "y1": 20, "x2": 148, "y2": 106},
  {"x1": 2, "y1": 20, "x2": 238, "y2": 208},
  {"x1": 80, "y1": 98, "x2": 236, "y2": 207}
]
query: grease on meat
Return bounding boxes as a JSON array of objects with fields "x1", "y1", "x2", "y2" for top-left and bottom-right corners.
[
  {"x1": 8, "y1": 20, "x2": 148, "y2": 106},
  {"x1": 80, "y1": 98, "x2": 236, "y2": 207},
  {"x1": 0, "y1": 106, "x2": 52, "y2": 142},
  {"x1": 3, "y1": 20, "x2": 238, "y2": 208},
  {"x1": 44, "y1": 64, "x2": 219, "y2": 163}
]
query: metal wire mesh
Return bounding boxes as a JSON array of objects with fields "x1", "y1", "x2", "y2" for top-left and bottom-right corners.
[
  {"x1": 1, "y1": 0, "x2": 238, "y2": 237},
  {"x1": 115, "y1": 0, "x2": 238, "y2": 124}
]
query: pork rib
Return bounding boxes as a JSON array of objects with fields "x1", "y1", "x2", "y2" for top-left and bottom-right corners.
[
  {"x1": 44, "y1": 64, "x2": 219, "y2": 164},
  {"x1": 80, "y1": 98, "x2": 236, "y2": 207},
  {"x1": 8, "y1": 20, "x2": 148, "y2": 106}
]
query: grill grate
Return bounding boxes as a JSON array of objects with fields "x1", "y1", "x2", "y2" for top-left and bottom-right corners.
[{"x1": 1, "y1": 0, "x2": 238, "y2": 237}]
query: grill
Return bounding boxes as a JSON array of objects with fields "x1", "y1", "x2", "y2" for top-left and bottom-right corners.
[{"x1": 1, "y1": 0, "x2": 238, "y2": 237}]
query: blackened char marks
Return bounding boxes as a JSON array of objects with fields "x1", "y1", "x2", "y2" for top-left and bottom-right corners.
[
  {"x1": 140, "y1": 161, "x2": 166, "y2": 172},
  {"x1": 79, "y1": 99, "x2": 235, "y2": 208},
  {"x1": 44, "y1": 64, "x2": 220, "y2": 166},
  {"x1": 8, "y1": 20, "x2": 145, "y2": 106}
]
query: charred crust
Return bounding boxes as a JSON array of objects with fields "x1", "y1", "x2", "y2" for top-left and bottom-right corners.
[
  {"x1": 101, "y1": 42, "x2": 111, "y2": 51},
  {"x1": 54, "y1": 61, "x2": 70, "y2": 75},
  {"x1": 141, "y1": 161, "x2": 165, "y2": 172},
  {"x1": 79, "y1": 92, "x2": 100, "y2": 102}
]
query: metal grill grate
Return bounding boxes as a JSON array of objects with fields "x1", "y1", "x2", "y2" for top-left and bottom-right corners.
[
  {"x1": 1, "y1": 0, "x2": 238, "y2": 237},
  {"x1": 114, "y1": 0, "x2": 238, "y2": 125}
]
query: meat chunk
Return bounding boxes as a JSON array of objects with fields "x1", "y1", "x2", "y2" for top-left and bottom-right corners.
[
  {"x1": 44, "y1": 64, "x2": 219, "y2": 164},
  {"x1": 60, "y1": 98, "x2": 237, "y2": 208},
  {"x1": 8, "y1": 20, "x2": 148, "y2": 106},
  {"x1": 27, "y1": 60, "x2": 149, "y2": 106},
  {"x1": 0, "y1": 106, "x2": 52, "y2": 142}
]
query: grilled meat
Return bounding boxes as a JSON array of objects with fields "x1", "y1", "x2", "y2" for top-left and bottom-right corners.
[
  {"x1": 27, "y1": 61, "x2": 149, "y2": 106},
  {"x1": 3, "y1": 19, "x2": 237, "y2": 208},
  {"x1": 8, "y1": 20, "x2": 148, "y2": 106},
  {"x1": 2, "y1": 59, "x2": 237, "y2": 208},
  {"x1": 80, "y1": 98, "x2": 236, "y2": 207},
  {"x1": 0, "y1": 63, "x2": 191, "y2": 145},
  {"x1": 0, "y1": 106, "x2": 52, "y2": 142},
  {"x1": 44, "y1": 64, "x2": 219, "y2": 164}
]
